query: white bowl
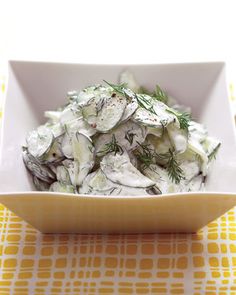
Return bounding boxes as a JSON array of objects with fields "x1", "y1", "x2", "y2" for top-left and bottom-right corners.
[{"x1": 0, "y1": 61, "x2": 236, "y2": 233}]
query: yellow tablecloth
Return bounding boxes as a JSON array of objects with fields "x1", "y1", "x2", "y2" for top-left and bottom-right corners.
[{"x1": 0, "y1": 76, "x2": 236, "y2": 295}]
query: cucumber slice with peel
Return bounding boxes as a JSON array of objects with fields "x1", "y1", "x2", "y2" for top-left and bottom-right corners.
[
  {"x1": 26, "y1": 126, "x2": 53, "y2": 159},
  {"x1": 49, "y1": 181, "x2": 76, "y2": 193},
  {"x1": 95, "y1": 94, "x2": 127, "y2": 132},
  {"x1": 95, "y1": 121, "x2": 146, "y2": 154},
  {"x1": 22, "y1": 147, "x2": 56, "y2": 183},
  {"x1": 100, "y1": 153, "x2": 155, "y2": 188},
  {"x1": 72, "y1": 132, "x2": 95, "y2": 185},
  {"x1": 167, "y1": 122, "x2": 188, "y2": 154}
]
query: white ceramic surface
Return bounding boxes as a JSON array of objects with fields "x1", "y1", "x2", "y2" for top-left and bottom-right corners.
[{"x1": 0, "y1": 61, "x2": 236, "y2": 233}]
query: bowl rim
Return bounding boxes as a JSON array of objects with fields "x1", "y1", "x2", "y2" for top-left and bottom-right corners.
[{"x1": 0, "y1": 191, "x2": 236, "y2": 200}]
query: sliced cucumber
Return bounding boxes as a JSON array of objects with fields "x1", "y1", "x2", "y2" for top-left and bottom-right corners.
[
  {"x1": 61, "y1": 118, "x2": 96, "y2": 159},
  {"x1": 167, "y1": 122, "x2": 188, "y2": 154},
  {"x1": 202, "y1": 136, "x2": 221, "y2": 159},
  {"x1": 47, "y1": 123, "x2": 65, "y2": 138},
  {"x1": 80, "y1": 169, "x2": 153, "y2": 196},
  {"x1": 179, "y1": 160, "x2": 200, "y2": 181},
  {"x1": 153, "y1": 101, "x2": 176, "y2": 125},
  {"x1": 56, "y1": 166, "x2": 71, "y2": 184},
  {"x1": 116, "y1": 186, "x2": 152, "y2": 196},
  {"x1": 72, "y1": 132, "x2": 95, "y2": 185},
  {"x1": 120, "y1": 96, "x2": 139, "y2": 122},
  {"x1": 61, "y1": 133, "x2": 73, "y2": 159},
  {"x1": 188, "y1": 139, "x2": 208, "y2": 176},
  {"x1": 60, "y1": 104, "x2": 82, "y2": 124},
  {"x1": 147, "y1": 132, "x2": 172, "y2": 156},
  {"x1": 40, "y1": 135, "x2": 64, "y2": 164},
  {"x1": 62, "y1": 159, "x2": 79, "y2": 186},
  {"x1": 119, "y1": 70, "x2": 140, "y2": 92},
  {"x1": 96, "y1": 94, "x2": 127, "y2": 132},
  {"x1": 44, "y1": 111, "x2": 62, "y2": 123},
  {"x1": 65, "y1": 118, "x2": 97, "y2": 137},
  {"x1": 49, "y1": 181, "x2": 76, "y2": 193},
  {"x1": 33, "y1": 176, "x2": 50, "y2": 191},
  {"x1": 77, "y1": 85, "x2": 113, "y2": 106},
  {"x1": 147, "y1": 127, "x2": 163, "y2": 137},
  {"x1": 189, "y1": 121, "x2": 207, "y2": 143},
  {"x1": 22, "y1": 147, "x2": 56, "y2": 183},
  {"x1": 26, "y1": 125, "x2": 53, "y2": 159},
  {"x1": 143, "y1": 164, "x2": 201, "y2": 194},
  {"x1": 143, "y1": 164, "x2": 169, "y2": 194},
  {"x1": 133, "y1": 108, "x2": 161, "y2": 128},
  {"x1": 79, "y1": 170, "x2": 120, "y2": 195},
  {"x1": 100, "y1": 152, "x2": 155, "y2": 188},
  {"x1": 82, "y1": 98, "x2": 98, "y2": 125},
  {"x1": 95, "y1": 121, "x2": 146, "y2": 154}
]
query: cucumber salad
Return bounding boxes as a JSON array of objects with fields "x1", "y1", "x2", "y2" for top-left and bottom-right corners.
[{"x1": 22, "y1": 71, "x2": 221, "y2": 195}]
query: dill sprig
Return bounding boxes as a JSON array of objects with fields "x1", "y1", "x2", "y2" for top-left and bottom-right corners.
[
  {"x1": 139, "y1": 85, "x2": 168, "y2": 105},
  {"x1": 138, "y1": 86, "x2": 152, "y2": 95},
  {"x1": 167, "y1": 109, "x2": 191, "y2": 131},
  {"x1": 98, "y1": 135, "x2": 124, "y2": 156},
  {"x1": 103, "y1": 80, "x2": 127, "y2": 95},
  {"x1": 136, "y1": 94, "x2": 156, "y2": 115},
  {"x1": 104, "y1": 80, "x2": 157, "y2": 114},
  {"x1": 135, "y1": 142, "x2": 157, "y2": 170},
  {"x1": 159, "y1": 149, "x2": 184, "y2": 184},
  {"x1": 208, "y1": 143, "x2": 221, "y2": 162},
  {"x1": 153, "y1": 85, "x2": 169, "y2": 104},
  {"x1": 104, "y1": 81, "x2": 189, "y2": 134},
  {"x1": 125, "y1": 130, "x2": 136, "y2": 145},
  {"x1": 136, "y1": 143, "x2": 184, "y2": 184}
]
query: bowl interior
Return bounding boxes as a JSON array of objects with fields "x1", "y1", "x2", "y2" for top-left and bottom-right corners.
[{"x1": 1, "y1": 61, "x2": 236, "y2": 193}]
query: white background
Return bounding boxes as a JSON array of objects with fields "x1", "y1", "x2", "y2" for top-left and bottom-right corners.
[{"x1": 0, "y1": 0, "x2": 236, "y2": 81}]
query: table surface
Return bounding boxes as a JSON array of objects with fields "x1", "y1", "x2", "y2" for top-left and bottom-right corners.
[{"x1": 0, "y1": 74, "x2": 236, "y2": 295}]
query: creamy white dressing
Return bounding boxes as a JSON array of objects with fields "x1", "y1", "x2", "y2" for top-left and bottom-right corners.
[
  {"x1": 23, "y1": 70, "x2": 220, "y2": 195},
  {"x1": 101, "y1": 153, "x2": 155, "y2": 188},
  {"x1": 167, "y1": 122, "x2": 188, "y2": 154}
]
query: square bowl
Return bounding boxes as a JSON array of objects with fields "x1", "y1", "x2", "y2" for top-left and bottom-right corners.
[{"x1": 1, "y1": 61, "x2": 236, "y2": 233}]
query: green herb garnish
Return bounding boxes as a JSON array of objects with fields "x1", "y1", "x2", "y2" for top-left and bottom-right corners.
[
  {"x1": 208, "y1": 143, "x2": 221, "y2": 162},
  {"x1": 103, "y1": 80, "x2": 127, "y2": 95},
  {"x1": 138, "y1": 86, "x2": 152, "y2": 95},
  {"x1": 98, "y1": 135, "x2": 124, "y2": 156},
  {"x1": 167, "y1": 109, "x2": 191, "y2": 131},
  {"x1": 136, "y1": 143, "x2": 184, "y2": 184},
  {"x1": 104, "y1": 80, "x2": 157, "y2": 115},
  {"x1": 135, "y1": 142, "x2": 157, "y2": 170},
  {"x1": 125, "y1": 130, "x2": 136, "y2": 145},
  {"x1": 153, "y1": 85, "x2": 169, "y2": 104},
  {"x1": 136, "y1": 94, "x2": 156, "y2": 115},
  {"x1": 159, "y1": 149, "x2": 184, "y2": 184}
]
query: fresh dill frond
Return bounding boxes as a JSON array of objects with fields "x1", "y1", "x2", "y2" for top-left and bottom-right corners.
[
  {"x1": 167, "y1": 109, "x2": 191, "y2": 131},
  {"x1": 208, "y1": 143, "x2": 221, "y2": 162},
  {"x1": 153, "y1": 85, "x2": 169, "y2": 104},
  {"x1": 103, "y1": 81, "x2": 159, "y2": 117},
  {"x1": 98, "y1": 134, "x2": 124, "y2": 156},
  {"x1": 159, "y1": 149, "x2": 184, "y2": 184},
  {"x1": 125, "y1": 130, "x2": 136, "y2": 145},
  {"x1": 138, "y1": 86, "x2": 152, "y2": 95},
  {"x1": 136, "y1": 94, "x2": 156, "y2": 115},
  {"x1": 136, "y1": 144, "x2": 184, "y2": 183},
  {"x1": 177, "y1": 112, "x2": 191, "y2": 130},
  {"x1": 103, "y1": 80, "x2": 127, "y2": 95},
  {"x1": 135, "y1": 142, "x2": 157, "y2": 170}
]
